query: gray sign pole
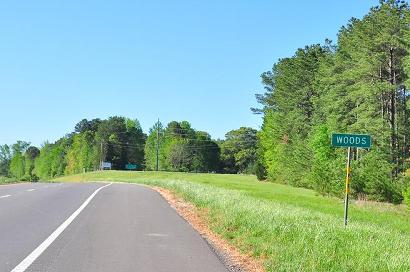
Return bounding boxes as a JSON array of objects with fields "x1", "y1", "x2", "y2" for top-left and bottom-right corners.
[
  {"x1": 344, "y1": 147, "x2": 352, "y2": 226},
  {"x1": 332, "y1": 133, "x2": 371, "y2": 226}
]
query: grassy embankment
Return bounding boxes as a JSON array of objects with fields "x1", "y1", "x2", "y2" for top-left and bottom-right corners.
[{"x1": 55, "y1": 171, "x2": 410, "y2": 271}]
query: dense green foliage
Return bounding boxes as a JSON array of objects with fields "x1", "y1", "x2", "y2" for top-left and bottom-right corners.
[
  {"x1": 1, "y1": 117, "x2": 254, "y2": 179},
  {"x1": 55, "y1": 171, "x2": 410, "y2": 271},
  {"x1": 94, "y1": 117, "x2": 146, "y2": 170},
  {"x1": 35, "y1": 138, "x2": 70, "y2": 179},
  {"x1": 33, "y1": 117, "x2": 147, "y2": 179},
  {"x1": 144, "y1": 121, "x2": 221, "y2": 172},
  {"x1": 257, "y1": 0, "x2": 410, "y2": 202},
  {"x1": 0, "y1": 144, "x2": 11, "y2": 176},
  {"x1": 219, "y1": 127, "x2": 258, "y2": 174},
  {"x1": 6, "y1": 141, "x2": 40, "y2": 181}
]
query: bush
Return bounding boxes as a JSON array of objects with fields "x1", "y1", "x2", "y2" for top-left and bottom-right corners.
[
  {"x1": 21, "y1": 175, "x2": 31, "y2": 182},
  {"x1": 21, "y1": 174, "x2": 39, "y2": 182},
  {"x1": 354, "y1": 151, "x2": 403, "y2": 203},
  {"x1": 31, "y1": 174, "x2": 39, "y2": 182},
  {"x1": 255, "y1": 161, "x2": 267, "y2": 181},
  {"x1": 0, "y1": 176, "x2": 17, "y2": 184},
  {"x1": 403, "y1": 188, "x2": 410, "y2": 205},
  {"x1": 308, "y1": 125, "x2": 343, "y2": 195},
  {"x1": 402, "y1": 176, "x2": 410, "y2": 206}
]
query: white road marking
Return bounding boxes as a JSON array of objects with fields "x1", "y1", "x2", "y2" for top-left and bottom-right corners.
[
  {"x1": 11, "y1": 183, "x2": 112, "y2": 272},
  {"x1": 146, "y1": 233, "x2": 169, "y2": 237},
  {"x1": 26, "y1": 189, "x2": 35, "y2": 192},
  {"x1": 0, "y1": 194, "x2": 11, "y2": 198}
]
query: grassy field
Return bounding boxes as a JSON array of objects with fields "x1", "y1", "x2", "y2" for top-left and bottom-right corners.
[{"x1": 55, "y1": 171, "x2": 410, "y2": 271}]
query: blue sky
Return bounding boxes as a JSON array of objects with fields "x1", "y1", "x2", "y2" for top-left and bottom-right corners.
[{"x1": 0, "y1": 0, "x2": 376, "y2": 146}]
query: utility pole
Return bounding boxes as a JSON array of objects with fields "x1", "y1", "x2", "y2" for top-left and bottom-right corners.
[
  {"x1": 100, "y1": 141, "x2": 104, "y2": 171},
  {"x1": 156, "y1": 118, "x2": 159, "y2": 171}
]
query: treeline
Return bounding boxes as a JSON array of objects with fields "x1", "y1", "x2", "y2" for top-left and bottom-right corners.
[
  {"x1": 145, "y1": 122, "x2": 259, "y2": 173},
  {"x1": 256, "y1": 0, "x2": 410, "y2": 203},
  {"x1": 0, "y1": 117, "x2": 258, "y2": 180}
]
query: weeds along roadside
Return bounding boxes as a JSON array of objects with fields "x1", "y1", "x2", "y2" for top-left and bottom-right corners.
[{"x1": 122, "y1": 178, "x2": 410, "y2": 272}]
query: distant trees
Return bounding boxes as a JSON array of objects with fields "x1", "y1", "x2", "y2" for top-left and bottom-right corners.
[
  {"x1": 7, "y1": 117, "x2": 226, "y2": 178},
  {"x1": 0, "y1": 145, "x2": 11, "y2": 176},
  {"x1": 256, "y1": 0, "x2": 410, "y2": 202},
  {"x1": 65, "y1": 131, "x2": 95, "y2": 175},
  {"x1": 74, "y1": 118, "x2": 101, "y2": 134},
  {"x1": 144, "y1": 122, "x2": 258, "y2": 174},
  {"x1": 219, "y1": 127, "x2": 258, "y2": 174},
  {"x1": 9, "y1": 153, "x2": 25, "y2": 180},
  {"x1": 94, "y1": 117, "x2": 146, "y2": 170},
  {"x1": 35, "y1": 138, "x2": 70, "y2": 179},
  {"x1": 123, "y1": 118, "x2": 146, "y2": 167},
  {"x1": 144, "y1": 120, "x2": 166, "y2": 171},
  {"x1": 144, "y1": 121, "x2": 220, "y2": 172},
  {"x1": 4, "y1": 141, "x2": 40, "y2": 181},
  {"x1": 9, "y1": 141, "x2": 30, "y2": 180},
  {"x1": 24, "y1": 146, "x2": 40, "y2": 181}
]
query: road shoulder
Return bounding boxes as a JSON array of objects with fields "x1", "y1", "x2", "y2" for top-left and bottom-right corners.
[{"x1": 152, "y1": 186, "x2": 265, "y2": 272}]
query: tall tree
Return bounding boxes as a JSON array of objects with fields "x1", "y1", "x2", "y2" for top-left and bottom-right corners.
[
  {"x1": 65, "y1": 132, "x2": 95, "y2": 174},
  {"x1": 0, "y1": 145, "x2": 11, "y2": 176},
  {"x1": 74, "y1": 118, "x2": 102, "y2": 134},
  {"x1": 144, "y1": 120, "x2": 220, "y2": 173},
  {"x1": 35, "y1": 138, "x2": 70, "y2": 179},
  {"x1": 144, "y1": 121, "x2": 166, "y2": 171},
  {"x1": 95, "y1": 116, "x2": 146, "y2": 170},
  {"x1": 220, "y1": 127, "x2": 258, "y2": 174},
  {"x1": 256, "y1": 0, "x2": 410, "y2": 202},
  {"x1": 9, "y1": 141, "x2": 30, "y2": 180},
  {"x1": 24, "y1": 146, "x2": 40, "y2": 180},
  {"x1": 258, "y1": 45, "x2": 330, "y2": 187}
]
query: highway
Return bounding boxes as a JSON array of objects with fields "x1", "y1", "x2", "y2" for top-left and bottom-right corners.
[{"x1": 0, "y1": 182, "x2": 228, "y2": 272}]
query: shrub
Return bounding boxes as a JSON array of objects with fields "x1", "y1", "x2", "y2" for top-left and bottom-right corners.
[
  {"x1": 255, "y1": 161, "x2": 267, "y2": 181},
  {"x1": 402, "y1": 176, "x2": 410, "y2": 206}
]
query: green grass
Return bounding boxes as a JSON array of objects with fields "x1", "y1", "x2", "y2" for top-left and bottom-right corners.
[
  {"x1": 55, "y1": 171, "x2": 410, "y2": 271},
  {"x1": 0, "y1": 176, "x2": 18, "y2": 184}
]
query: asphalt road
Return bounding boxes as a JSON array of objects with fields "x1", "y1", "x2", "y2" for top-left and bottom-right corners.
[{"x1": 0, "y1": 182, "x2": 229, "y2": 272}]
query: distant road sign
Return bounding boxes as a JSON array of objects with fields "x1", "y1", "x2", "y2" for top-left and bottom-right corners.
[
  {"x1": 331, "y1": 133, "x2": 371, "y2": 148},
  {"x1": 125, "y1": 163, "x2": 138, "y2": 170},
  {"x1": 102, "y1": 162, "x2": 112, "y2": 170}
]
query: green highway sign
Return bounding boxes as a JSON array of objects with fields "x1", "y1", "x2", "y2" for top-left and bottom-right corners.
[
  {"x1": 125, "y1": 163, "x2": 138, "y2": 170},
  {"x1": 331, "y1": 133, "x2": 371, "y2": 148}
]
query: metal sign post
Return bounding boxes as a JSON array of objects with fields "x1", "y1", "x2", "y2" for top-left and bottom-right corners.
[
  {"x1": 344, "y1": 147, "x2": 352, "y2": 226},
  {"x1": 331, "y1": 133, "x2": 371, "y2": 226}
]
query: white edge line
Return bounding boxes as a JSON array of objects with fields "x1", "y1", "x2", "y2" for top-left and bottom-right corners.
[
  {"x1": 0, "y1": 194, "x2": 11, "y2": 198},
  {"x1": 11, "y1": 183, "x2": 112, "y2": 272}
]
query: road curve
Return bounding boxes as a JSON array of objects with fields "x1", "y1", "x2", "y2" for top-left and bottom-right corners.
[{"x1": 0, "y1": 182, "x2": 228, "y2": 272}]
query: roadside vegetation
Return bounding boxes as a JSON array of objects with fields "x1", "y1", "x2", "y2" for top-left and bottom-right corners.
[
  {"x1": 0, "y1": 176, "x2": 17, "y2": 184},
  {"x1": 255, "y1": 0, "x2": 410, "y2": 203},
  {"x1": 55, "y1": 171, "x2": 410, "y2": 271},
  {"x1": 1, "y1": 1, "x2": 410, "y2": 206},
  {"x1": 0, "y1": 118, "x2": 257, "y2": 181}
]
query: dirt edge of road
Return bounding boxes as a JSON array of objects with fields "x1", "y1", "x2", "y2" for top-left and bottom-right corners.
[{"x1": 152, "y1": 186, "x2": 265, "y2": 272}]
